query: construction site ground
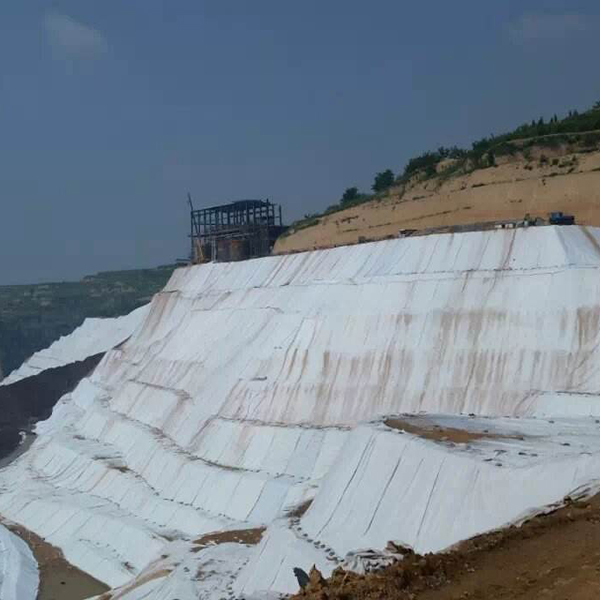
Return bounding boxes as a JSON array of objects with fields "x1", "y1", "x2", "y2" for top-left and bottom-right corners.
[{"x1": 293, "y1": 494, "x2": 600, "y2": 600}]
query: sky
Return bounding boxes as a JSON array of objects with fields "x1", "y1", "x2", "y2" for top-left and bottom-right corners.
[{"x1": 1, "y1": 1, "x2": 599, "y2": 285}]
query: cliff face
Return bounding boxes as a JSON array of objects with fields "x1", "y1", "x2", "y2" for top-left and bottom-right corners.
[{"x1": 275, "y1": 145, "x2": 600, "y2": 254}]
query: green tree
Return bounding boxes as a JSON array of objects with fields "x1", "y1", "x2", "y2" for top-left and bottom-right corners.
[
  {"x1": 341, "y1": 187, "x2": 359, "y2": 204},
  {"x1": 372, "y1": 169, "x2": 395, "y2": 192}
]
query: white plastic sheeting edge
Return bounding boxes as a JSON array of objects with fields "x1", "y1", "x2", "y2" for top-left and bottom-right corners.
[
  {"x1": 0, "y1": 524, "x2": 39, "y2": 600},
  {"x1": 1, "y1": 304, "x2": 149, "y2": 385}
]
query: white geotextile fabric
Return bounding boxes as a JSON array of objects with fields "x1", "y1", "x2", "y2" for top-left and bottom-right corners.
[
  {"x1": 1, "y1": 304, "x2": 149, "y2": 385},
  {"x1": 2, "y1": 227, "x2": 600, "y2": 598},
  {"x1": 342, "y1": 546, "x2": 406, "y2": 575},
  {"x1": 0, "y1": 524, "x2": 39, "y2": 600},
  {"x1": 234, "y1": 416, "x2": 600, "y2": 596}
]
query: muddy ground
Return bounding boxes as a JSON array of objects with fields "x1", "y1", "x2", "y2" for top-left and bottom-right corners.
[
  {"x1": 5, "y1": 522, "x2": 109, "y2": 600},
  {"x1": 292, "y1": 494, "x2": 600, "y2": 600},
  {"x1": 193, "y1": 527, "x2": 266, "y2": 552},
  {"x1": 383, "y1": 417, "x2": 521, "y2": 444}
]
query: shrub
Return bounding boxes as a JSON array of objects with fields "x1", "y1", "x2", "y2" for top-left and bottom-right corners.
[
  {"x1": 402, "y1": 146, "x2": 467, "y2": 180},
  {"x1": 372, "y1": 169, "x2": 395, "y2": 192},
  {"x1": 341, "y1": 187, "x2": 359, "y2": 204}
]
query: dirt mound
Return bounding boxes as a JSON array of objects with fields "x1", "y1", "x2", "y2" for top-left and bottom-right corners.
[{"x1": 292, "y1": 494, "x2": 600, "y2": 599}]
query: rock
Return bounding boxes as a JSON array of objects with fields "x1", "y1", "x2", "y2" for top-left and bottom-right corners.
[{"x1": 293, "y1": 567, "x2": 310, "y2": 589}]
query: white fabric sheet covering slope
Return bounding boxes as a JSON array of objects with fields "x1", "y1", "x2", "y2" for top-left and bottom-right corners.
[
  {"x1": 0, "y1": 524, "x2": 39, "y2": 600},
  {"x1": 235, "y1": 415, "x2": 600, "y2": 596},
  {"x1": 2, "y1": 226, "x2": 600, "y2": 598},
  {"x1": 1, "y1": 304, "x2": 149, "y2": 385},
  {"x1": 301, "y1": 416, "x2": 600, "y2": 554}
]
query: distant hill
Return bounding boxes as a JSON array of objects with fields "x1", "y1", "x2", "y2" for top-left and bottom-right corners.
[
  {"x1": 0, "y1": 265, "x2": 177, "y2": 377},
  {"x1": 276, "y1": 102, "x2": 600, "y2": 254}
]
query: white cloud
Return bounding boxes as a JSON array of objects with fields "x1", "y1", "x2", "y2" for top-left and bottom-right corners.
[
  {"x1": 44, "y1": 12, "x2": 108, "y2": 58},
  {"x1": 508, "y1": 13, "x2": 589, "y2": 43}
]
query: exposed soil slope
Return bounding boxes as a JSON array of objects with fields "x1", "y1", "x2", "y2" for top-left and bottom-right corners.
[
  {"x1": 292, "y1": 494, "x2": 600, "y2": 600},
  {"x1": 275, "y1": 145, "x2": 600, "y2": 253}
]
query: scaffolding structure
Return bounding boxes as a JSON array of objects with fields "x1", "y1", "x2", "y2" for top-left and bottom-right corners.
[{"x1": 190, "y1": 199, "x2": 286, "y2": 263}]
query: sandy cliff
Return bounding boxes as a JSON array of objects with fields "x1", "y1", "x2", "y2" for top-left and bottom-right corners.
[{"x1": 275, "y1": 144, "x2": 600, "y2": 253}]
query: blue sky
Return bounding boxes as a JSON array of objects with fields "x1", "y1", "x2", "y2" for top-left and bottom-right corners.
[{"x1": 1, "y1": 1, "x2": 599, "y2": 284}]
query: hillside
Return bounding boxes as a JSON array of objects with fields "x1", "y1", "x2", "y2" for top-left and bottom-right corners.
[
  {"x1": 3, "y1": 227, "x2": 600, "y2": 599},
  {"x1": 0, "y1": 265, "x2": 176, "y2": 378},
  {"x1": 275, "y1": 106, "x2": 600, "y2": 254}
]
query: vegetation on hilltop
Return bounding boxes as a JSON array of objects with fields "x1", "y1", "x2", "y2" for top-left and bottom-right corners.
[
  {"x1": 405, "y1": 104, "x2": 600, "y2": 179},
  {"x1": 283, "y1": 101, "x2": 600, "y2": 236},
  {"x1": 0, "y1": 265, "x2": 177, "y2": 377},
  {"x1": 372, "y1": 169, "x2": 395, "y2": 192}
]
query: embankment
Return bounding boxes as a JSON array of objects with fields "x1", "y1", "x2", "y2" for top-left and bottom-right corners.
[{"x1": 1, "y1": 226, "x2": 600, "y2": 598}]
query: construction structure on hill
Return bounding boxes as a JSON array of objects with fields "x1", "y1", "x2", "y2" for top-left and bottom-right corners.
[{"x1": 189, "y1": 199, "x2": 286, "y2": 263}]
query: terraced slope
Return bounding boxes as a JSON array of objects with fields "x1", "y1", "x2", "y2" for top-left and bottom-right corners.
[{"x1": 2, "y1": 226, "x2": 600, "y2": 599}]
